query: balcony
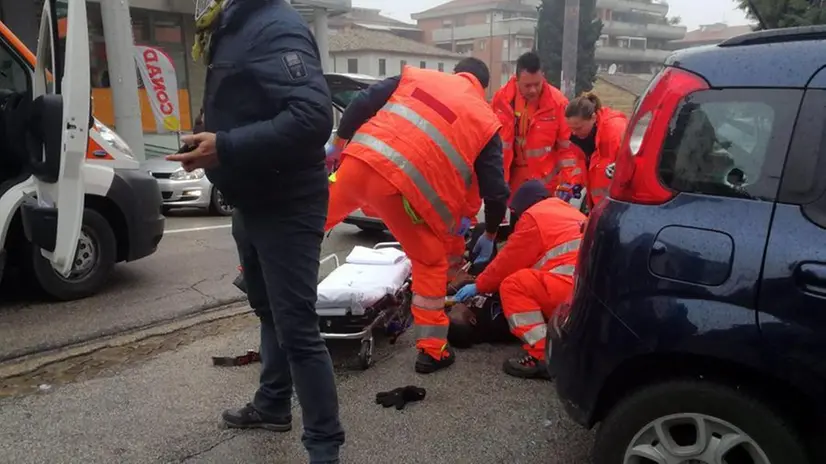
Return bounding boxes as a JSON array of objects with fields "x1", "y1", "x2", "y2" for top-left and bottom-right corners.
[
  {"x1": 602, "y1": 20, "x2": 686, "y2": 40},
  {"x1": 502, "y1": 47, "x2": 534, "y2": 62},
  {"x1": 595, "y1": 0, "x2": 669, "y2": 15},
  {"x1": 431, "y1": 18, "x2": 537, "y2": 43},
  {"x1": 595, "y1": 45, "x2": 671, "y2": 63}
]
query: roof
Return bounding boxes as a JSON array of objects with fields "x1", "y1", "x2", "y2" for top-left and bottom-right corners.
[
  {"x1": 596, "y1": 73, "x2": 651, "y2": 97},
  {"x1": 669, "y1": 23, "x2": 755, "y2": 45},
  {"x1": 329, "y1": 28, "x2": 465, "y2": 59},
  {"x1": 412, "y1": 0, "x2": 537, "y2": 19},
  {"x1": 328, "y1": 7, "x2": 419, "y2": 30}
]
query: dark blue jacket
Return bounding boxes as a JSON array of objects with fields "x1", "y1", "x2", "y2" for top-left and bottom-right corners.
[{"x1": 202, "y1": 0, "x2": 333, "y2": 207}]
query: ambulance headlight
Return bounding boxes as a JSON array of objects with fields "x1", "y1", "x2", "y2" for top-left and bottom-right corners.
[{"x1": 95, "y1": 121, "x2": 135, "y2": 159}]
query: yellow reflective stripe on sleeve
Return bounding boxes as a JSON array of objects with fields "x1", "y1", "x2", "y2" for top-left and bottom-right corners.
[
  {"x1": 533, "y1": 238, "x2": 582, "y2": 270},
  {"x1": 383, "y1": 102, "x2": 473, "y2": 188},
  {"x1": 351, "y1": 132, "x2": 454, "y2": 229}
]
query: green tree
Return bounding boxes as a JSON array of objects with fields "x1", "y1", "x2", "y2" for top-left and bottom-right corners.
[
  {"x1": 737, "y1": 0, "x2": 826, "y2": 29},
  {"x1": 536, "y1": 0, "x2": 604, "y2": 96}
]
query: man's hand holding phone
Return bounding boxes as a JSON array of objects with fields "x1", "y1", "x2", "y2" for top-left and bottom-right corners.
[{"x1": 166, "y1": 132, "x2": 219, "y2": 171}]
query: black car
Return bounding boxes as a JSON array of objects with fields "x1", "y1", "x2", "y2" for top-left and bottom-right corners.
[{"x1": 550, "y1": 26, "x2": 826, "y2": 464}]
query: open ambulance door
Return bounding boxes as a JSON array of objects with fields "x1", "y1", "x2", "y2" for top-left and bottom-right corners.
[{"x1": 20, "y1": 0, "x2": 90, "y2": 277}]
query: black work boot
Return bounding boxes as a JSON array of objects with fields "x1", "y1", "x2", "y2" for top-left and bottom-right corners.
[
  {"x1": 221, "y1": 403, "x2": 292, "y2": 432},
  {"x1": 503, "y1": 353, "x2": 552, "y2": 380},
  {"x1": 415, "y1": 346, "x2": 456, "y2": 374}
]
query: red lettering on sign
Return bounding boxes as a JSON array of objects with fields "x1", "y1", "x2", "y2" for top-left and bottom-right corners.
[{"x1": 141, "y1": 48, "x2": 176, "y2": 116}]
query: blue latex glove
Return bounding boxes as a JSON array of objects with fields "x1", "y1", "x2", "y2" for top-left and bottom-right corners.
[
  {"x1": 455, "y1": 217, "x2": 472, "y2": 236},
  {"x1": 454, "y1": 283, "x2": 478, "y2": 302},
  {"x1": 555, "y1": 183, "x2": 583, "y2": 203},
  {"x1": 472, "y1": 234, "x2": 495, "y2": 264}
]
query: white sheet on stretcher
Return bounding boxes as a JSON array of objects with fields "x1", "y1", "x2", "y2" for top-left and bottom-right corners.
[{"x1": 317, "y1": 258, "x2": 412, "y2": 316}]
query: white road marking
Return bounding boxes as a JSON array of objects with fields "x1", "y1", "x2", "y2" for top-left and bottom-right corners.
[{"x1": 165, "y1": 224, "x2": 232, "y2": 235}]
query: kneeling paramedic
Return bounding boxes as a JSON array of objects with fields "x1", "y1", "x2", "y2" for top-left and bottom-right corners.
[
  {"x1": 453, "y1": 180, "x2": 585, "y2": 379},
  {"x1": 325, "y1": 57, "x2": 511, "y2": 374}
]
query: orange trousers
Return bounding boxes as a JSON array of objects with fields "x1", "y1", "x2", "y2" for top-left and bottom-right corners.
[
  {"x1": 499, "y1": 268, "x2": 573, "y2": 360},
  {"x1": 326, "y1": 158, "x2": 450, "y2": 358}
]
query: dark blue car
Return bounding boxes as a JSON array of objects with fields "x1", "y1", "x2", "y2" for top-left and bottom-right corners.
[{"x1": 550, "y1": 26, "x2": 826, "y2": 464}]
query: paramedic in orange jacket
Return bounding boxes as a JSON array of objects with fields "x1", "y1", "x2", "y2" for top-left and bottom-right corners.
[
  {"x1": 453, "y1": 180, "x2": 584, "y2": 379},
  {"x1": 565, "y1": 93, "x2": 629, "y2": 210},
  {"x1": 491, "y1": 52, "x2": 576, "y2": 199},
  {"x1": 324, "y1": 58, "x2": 511, "y2": 374}
]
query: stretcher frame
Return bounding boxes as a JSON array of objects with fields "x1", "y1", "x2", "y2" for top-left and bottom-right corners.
[{"x1": 317, "y1": 241, "x2": 413, "y2": 370}]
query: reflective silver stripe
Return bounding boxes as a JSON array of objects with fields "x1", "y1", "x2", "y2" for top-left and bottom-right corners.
[
  {"x1": 416, "y1": 324, "x2": 449, "y2": 340},
  {"x1": 351, "y1": 132, "x2": 454, "y2": 228},
  {"x1": 503, "y1": 141, "x2": 513, "y2": 149},
  {"x1": 524, "y1": 146, "x2": 553, "y2": 158},
  {"x1": 570, "y1": 168, "x2": 582, "y2": 176},
  {"x1": 522, "y1": 324, "x2": 548, "y2": 346},
  {"x1": 382, "y1": 103, "x2": 472, "y2": 188},
  {"x1": 507, "y1": 311, "x2": 545, "y2": 328},
  {"x1": 534, "y1": 238, "x2": 582, "y2": 270},
  {"x1": 412, "y1": 293, "x2": 445, "y2": 310},
  {"x1": 591, "y1": 188, "x2": 609, "y2": 197},
  {"x1": 550, "y1": 264, "x2": 576, "y2": 276},
  {"x1": 542, "y1": 158, "x2": 579, "y2": 184}
]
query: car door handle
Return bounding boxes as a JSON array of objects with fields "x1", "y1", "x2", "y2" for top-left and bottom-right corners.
[
  {"x1": 795, "y1": 263, "x2": 826, "y2": 296},
  {"x1": 651, "y1": 241, "x2": 668, "y2": 256}
]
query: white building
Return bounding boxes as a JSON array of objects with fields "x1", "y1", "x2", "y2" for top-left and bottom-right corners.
[{"x1": 329, "y1": 27, "x2": 464, "y2": 79}]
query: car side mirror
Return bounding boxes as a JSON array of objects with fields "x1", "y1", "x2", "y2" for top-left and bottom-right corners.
[{"x1": 27, "y1": 94, "x2": 63, "y2": 184}]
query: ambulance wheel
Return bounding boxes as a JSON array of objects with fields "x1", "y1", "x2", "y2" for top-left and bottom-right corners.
[
  {"x1": 27, "y1": 208, "x2": 117, "y2": 301},
  {"x1": 358, "y1": 339, "x2": 373, "y2": 370}
]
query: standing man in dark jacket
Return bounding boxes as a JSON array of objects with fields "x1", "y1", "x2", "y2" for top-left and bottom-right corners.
[{"x1": 167, "y1": 1, "x2": 344, "y2": 462}]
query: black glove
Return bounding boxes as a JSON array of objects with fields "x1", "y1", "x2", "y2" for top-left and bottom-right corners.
[{"x1": 375, "y1": 385, "x2": 426, "y2": 410}]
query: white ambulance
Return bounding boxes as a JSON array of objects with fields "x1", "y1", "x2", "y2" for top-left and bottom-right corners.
[{"x1": 0, "y1": 0, "x2": 164, "y2": 301}]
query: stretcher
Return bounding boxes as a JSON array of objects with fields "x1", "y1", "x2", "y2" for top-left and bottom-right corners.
[{"x1": 316, "y1": 242, "x2": 413, "y2": 369}]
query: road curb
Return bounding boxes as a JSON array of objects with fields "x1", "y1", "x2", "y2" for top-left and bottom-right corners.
[{"x1": 0, "y1": 300, "x2": 251, "y2": 380}]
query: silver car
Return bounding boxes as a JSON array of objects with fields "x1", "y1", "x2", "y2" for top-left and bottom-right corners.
[{"x1": 144, "y1": 144, "x2": 233, "y2": 216}]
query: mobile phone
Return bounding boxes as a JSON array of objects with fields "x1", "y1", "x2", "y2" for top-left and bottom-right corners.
[{"x1": 177, "y1": 143, "x2": 198, "y2": 154}]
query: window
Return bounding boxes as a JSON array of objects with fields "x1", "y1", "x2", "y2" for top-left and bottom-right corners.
[
  {"x1": 479, "y1": 40, "x2": 486, "y2": 51},
  {"x1": 0, "y1": 42, "x2": 29, "y2": 96},
  {"x1": 438, "y1": 62, "x2": 445, "y2": 72},
  {"x1": 347, "y1": 58, "x2": 358, "y2": 74},
  {"x1": 378, "y1": 58, "x2": 386, "y2": 76},
  {"x1": 420, "y1": 61, "x2": 426, "y2": 69},
  {"x1": 400, "y1": 60, "x2": 407, "y2": 72},
  {"x1": 658, "y1": 89, "x2": 799, "y2": 201}
]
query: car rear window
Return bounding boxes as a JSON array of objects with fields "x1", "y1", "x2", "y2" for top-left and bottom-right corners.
[{"x1": 658, "y1": 89, "x2": 800, "y2": 201}]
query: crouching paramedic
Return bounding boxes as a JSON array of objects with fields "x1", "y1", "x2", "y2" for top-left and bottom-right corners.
[
  {"x1": 453, "y1": 180, "x2": 584, "y2": 379},
  {"x1": 565, "y1": 93, "x2": 628, "y2": 209},
  {"x1": 324, "y1": 57, "x2": 511, "y2": 374}
]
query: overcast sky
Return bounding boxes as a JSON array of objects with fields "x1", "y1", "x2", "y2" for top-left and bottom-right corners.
[{"x1": 351, "y1": 0, "x2": 751, "y2": 31}]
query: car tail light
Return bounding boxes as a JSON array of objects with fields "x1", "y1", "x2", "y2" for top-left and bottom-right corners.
[{"x1": 610, "y1": 67, "x2": 709, "y2": 205}]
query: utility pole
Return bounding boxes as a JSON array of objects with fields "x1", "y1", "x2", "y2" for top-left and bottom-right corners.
[
  {"x1": 560, "y1": 0, "x2": 579, "y2": 99},
  {"x1": 100, "y1": 0, "x2": 145, "y2": 161}
]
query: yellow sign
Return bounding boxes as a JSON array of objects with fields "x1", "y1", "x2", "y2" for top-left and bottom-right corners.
[
  {"x1": 328, "y1": 172, "x2": 337, "y2": 183},
  {"x1": 163, "y1": 115, "x2": 181, "y2": 131}
]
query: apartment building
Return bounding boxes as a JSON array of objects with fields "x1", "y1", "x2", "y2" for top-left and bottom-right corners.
[{"x1": 413, "y1": 0, "x2": 686, "y2": 90}]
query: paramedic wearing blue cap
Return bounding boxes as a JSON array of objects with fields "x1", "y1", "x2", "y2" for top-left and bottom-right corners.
[{"x1": 166, "y1": 1, "x2": 344, "y2": 462}]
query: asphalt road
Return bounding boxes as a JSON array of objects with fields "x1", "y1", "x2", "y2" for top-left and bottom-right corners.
[{"x1": 0, "y1": 209, "x2": 386, "y2": 361}]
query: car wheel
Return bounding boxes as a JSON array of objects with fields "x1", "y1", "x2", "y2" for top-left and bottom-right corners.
[
  {"x1": 27, "y1": 208, "x2": 117, "y2": 301},
  {"x1": 209, "y1": 188, "x2": 233, "y2": 216},
  {"x1": 592, "y1": 380, "x2": 810, "y2": 464}
]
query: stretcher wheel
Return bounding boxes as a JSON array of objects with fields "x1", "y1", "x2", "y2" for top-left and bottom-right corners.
[{"x1": 358, "y1": 339, "x2": 373, "y2": 370}]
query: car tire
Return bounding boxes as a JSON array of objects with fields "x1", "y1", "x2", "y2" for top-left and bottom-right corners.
[
  {"x1": 209, "y1": 188, "x2": 233, "y2": 216},
  {"x1": 592, "y1": 380, "x2": 810, "y2": 464},
  {"x1": 27, "y1": 208, "x2": 117, "y2": 301}
]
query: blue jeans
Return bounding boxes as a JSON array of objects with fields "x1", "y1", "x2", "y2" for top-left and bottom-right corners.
[{"x1": 231, "y1": 167, "x2": 344, "y2": 463}]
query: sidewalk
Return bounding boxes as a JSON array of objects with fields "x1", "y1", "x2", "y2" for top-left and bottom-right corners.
[{"x1": 0, "y1": 318, "x2": 592, "y2": 464}]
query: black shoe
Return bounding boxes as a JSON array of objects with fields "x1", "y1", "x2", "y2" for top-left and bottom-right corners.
[
  {"x1": 503, "y1": 353, "x2": 552, "y2": 380},
  {"x1": 221, "y1": 403, "x2": 292, "y2": 432},
  {"x1": 415, "y1": 346, "x2": 455, "y2": 374}
]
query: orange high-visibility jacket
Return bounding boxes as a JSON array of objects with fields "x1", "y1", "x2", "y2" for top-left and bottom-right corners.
[
  {"x1": 475, "y1": 197, "x2": 585, "y2": 293},
  {"x1": 573, "y1": 107, "x2": 628, "y2": 209},
  {"x1": 344, "y1": 67, "x2": 502, "y2": 237},
  {"x1": 491, "y1": 77, "x2": 572, "y2": 187}
]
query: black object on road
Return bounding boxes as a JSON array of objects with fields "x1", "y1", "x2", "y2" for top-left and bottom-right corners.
[
  {"x1": 375, "y1": 386, "x2": 427, "y2": 410},
  {"x1": 212, "y1": 349, "x2": 260, "y2": 367}
]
